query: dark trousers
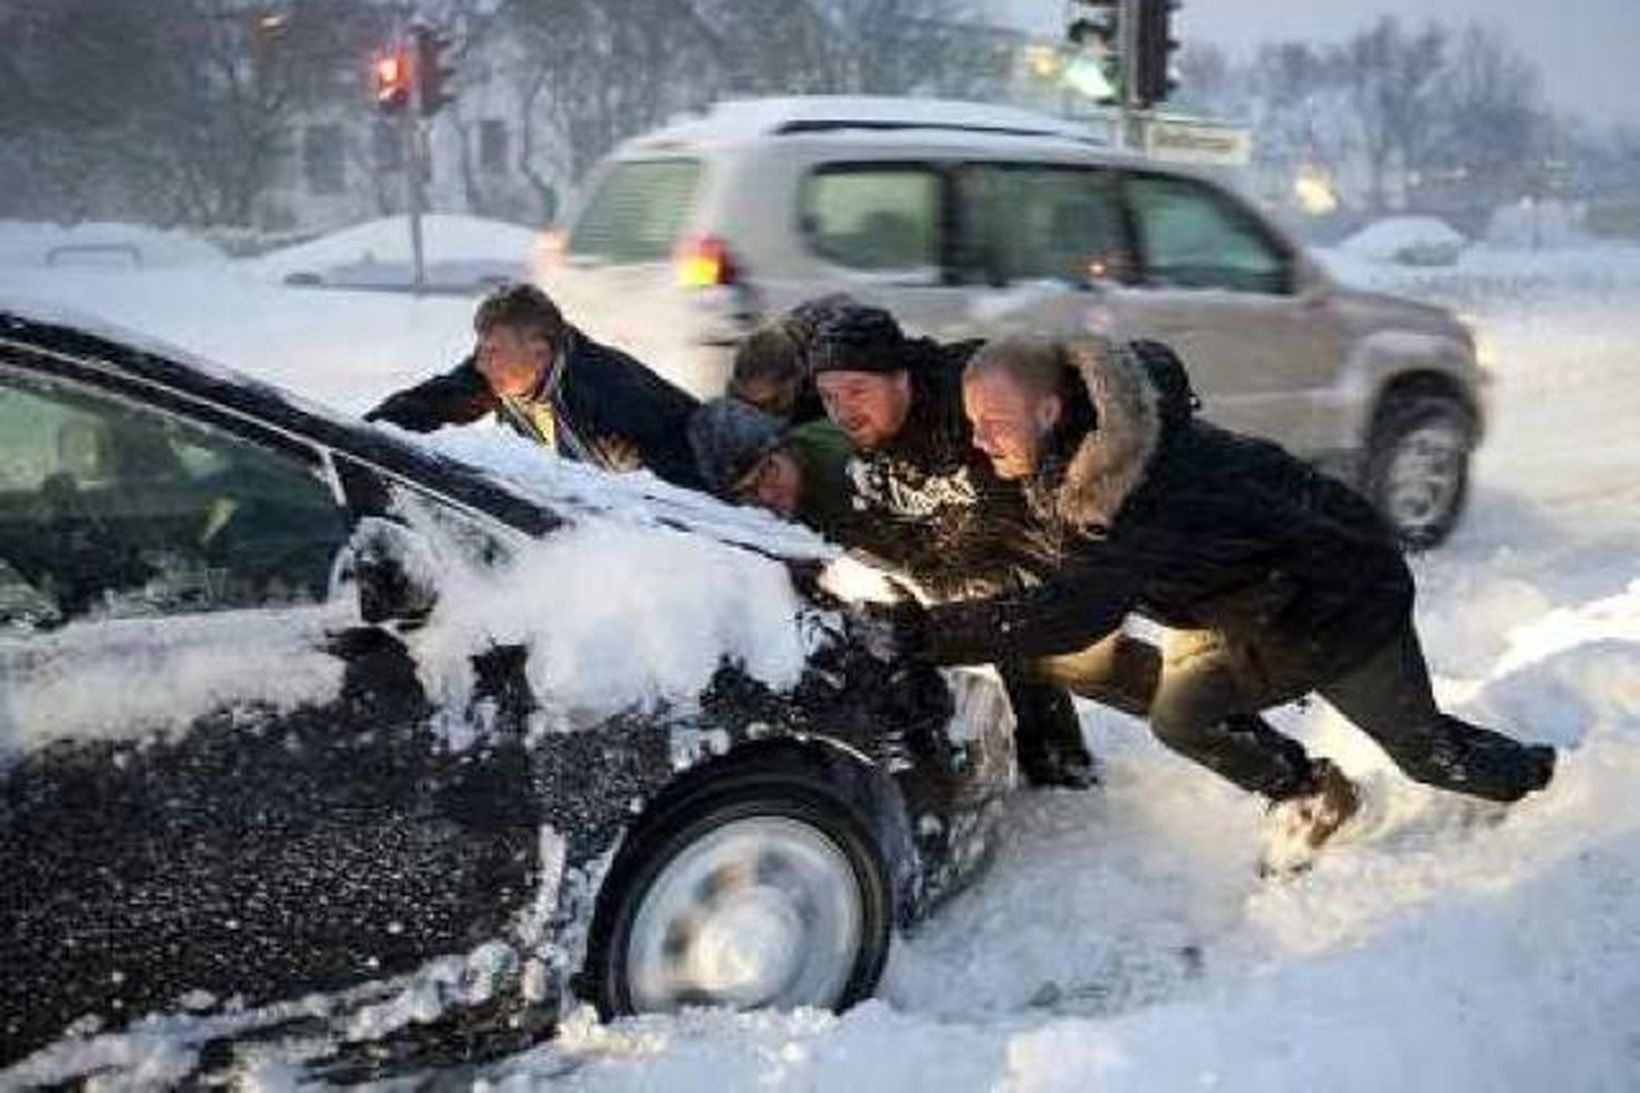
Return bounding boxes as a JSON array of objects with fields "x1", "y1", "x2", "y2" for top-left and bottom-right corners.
[
  {"x1": 997, "y1": 661, "x2": 1090, "y2": 777},
  {"x1": 997, "y1": 633, "x2": 1163, "y2": 778},
  {"x1": 1052, "y1": 623, "x2": 1551, "y2": 804},
  {"x1": 1313, "y1": 625, "x2": 1553, "y2": 802}
]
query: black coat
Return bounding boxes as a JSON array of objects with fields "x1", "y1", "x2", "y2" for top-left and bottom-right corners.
[
  {"x1": 924, "y1": 340, "x2": 1413, "y2": 699},
  {"x1": 832, "y1": 338, "x2": 1045, "y2": 599},
  {"x1": 364, "y1": 328, "x2": 704, "y2": 491}
]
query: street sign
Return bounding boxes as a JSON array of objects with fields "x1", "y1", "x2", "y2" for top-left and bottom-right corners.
[{"x1": 1141, "y1": 117, "x2": 1251, "y2": 166}]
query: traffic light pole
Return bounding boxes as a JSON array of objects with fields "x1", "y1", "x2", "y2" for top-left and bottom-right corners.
[
  {"x1": 404, "y1": 79, "x2": 427, "y2": 295},
  {"x1": 1118, "y1": 0, "x2": 1143, "y2": 153},
  {"x1": 376, "y1": 11, "x2": 432, "y2": 294}
]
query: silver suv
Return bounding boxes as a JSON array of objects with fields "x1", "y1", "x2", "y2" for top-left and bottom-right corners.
[{"x1": 536, "y1": 96, "x2": 1486, "y2": 547}]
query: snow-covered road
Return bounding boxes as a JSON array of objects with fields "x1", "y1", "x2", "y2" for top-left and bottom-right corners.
[{"x1": 2, "y1": 240, "x2": 1637, "y2": 1090}]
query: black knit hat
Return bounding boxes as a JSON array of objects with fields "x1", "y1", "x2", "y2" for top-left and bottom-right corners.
[
  {"x1": 688, "y1": 398, "x2": 786, "y2": 497},
  {"x1": 786, "y1": 292, "x2": 862, "y2": 343},
  {"x1": 810, "y1": 304, "x2": 908, "y2": 375}
]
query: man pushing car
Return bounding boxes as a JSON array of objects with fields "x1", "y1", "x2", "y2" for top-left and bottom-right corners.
[
  {"x1": 365, "y1": 282, "x2": 703, "y2": 490},
  {"x1": 889, "y1": 334, "x2": 1554, "y2": 871}
]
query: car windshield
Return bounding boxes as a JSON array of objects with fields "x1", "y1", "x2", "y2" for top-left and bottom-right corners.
[{"x1": 567, "y1": 159, "x2": 703, "y2": 264}]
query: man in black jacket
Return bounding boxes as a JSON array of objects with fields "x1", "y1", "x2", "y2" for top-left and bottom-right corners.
[
  {"x1": 912, "y1": 335, "x2": 1554, "y2": 867},
  {"x1": 809, "y1": 305, "x2": 1148, "y2": 789},
  {"x1": 364, "y1": 283, "x2": 703, "y2": 490}
]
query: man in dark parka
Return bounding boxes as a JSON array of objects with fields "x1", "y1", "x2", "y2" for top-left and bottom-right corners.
[
  {"x1": 909, "y1": 334, "x2": 1555, "y2": 864},
  {"x1": 364, "y1": 282, "x2": 703, "y2": 490},
  {"x1": 808, "y1": 305, "x2": 1136, "y2": 789}
]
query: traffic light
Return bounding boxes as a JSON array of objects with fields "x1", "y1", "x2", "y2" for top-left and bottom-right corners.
[
  {"x1": 1135, "y1": 0, "x2": 1181, "y2": 107},
  {"x1": 1065, "y1": 0, "x2": 1122, "y2": 103},
  {"x1": 411, "y1": 23, "x2": 455, "y2": 117},
  {"x1": 373, "y1": 48, "x2": 411, "y2": 114}
]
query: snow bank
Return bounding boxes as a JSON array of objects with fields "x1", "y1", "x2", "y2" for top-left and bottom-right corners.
[
  {"x1": 0, "y1": 220, "x2": 226, "y2": 269},
  {"x1": 244, "y1": 214, "x2": 539, "y2": 290},
  {"x1": 1337, "y1": 216, "x2": 1467, "y2": 266}
]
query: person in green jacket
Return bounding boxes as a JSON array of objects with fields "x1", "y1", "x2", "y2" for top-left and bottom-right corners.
[{"x1": 688, "y1": 397, "x2": 858, "y2": 536}]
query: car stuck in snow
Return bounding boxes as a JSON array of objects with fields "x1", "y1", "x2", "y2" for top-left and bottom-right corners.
[{"x1": 0, "y1": 306, "x2": 1016, "y2": 1083}]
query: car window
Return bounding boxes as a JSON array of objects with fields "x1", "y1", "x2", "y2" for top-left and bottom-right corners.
[
  {"x1": 799, "y1": 165, "x2": 941, "y2": 273},
  {"x1": 955, "y1": 164, "x2": 1123, "y2": 286},
  {"x1": 569, "y1": 158, "x2": 702, "y2": 263},
  {"x1": 0, "y1": 370, "x2": 350, "y2": 628},
  {"x1": 1126, "y1": 173, "x2": 1291, "y2": 294}
]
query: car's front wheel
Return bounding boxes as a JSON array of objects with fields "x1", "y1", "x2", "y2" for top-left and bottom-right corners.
[
  {"x1": 584, "y1": 773, "x2": 892, "y2": 1017},
  {"x1": 1364, "y1": 392, "x2": 1475, "y2": 550}
]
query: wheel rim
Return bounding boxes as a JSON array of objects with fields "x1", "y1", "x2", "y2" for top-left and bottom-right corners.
[
  {"x1": 625, "y1": 816, "x2": 864, "y2": 1012},
  {"x1": 1381, "y1": 420, "x2": 1467, "y2": 535}
]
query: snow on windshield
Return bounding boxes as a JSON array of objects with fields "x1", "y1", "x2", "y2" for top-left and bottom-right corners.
[{"x1": 0, "y1": 605, "x2": 348, "y2": 757}]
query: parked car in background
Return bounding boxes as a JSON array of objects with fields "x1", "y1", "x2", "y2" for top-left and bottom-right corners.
[
  {"x1": 538, "y1": 96, "x2": 1487, "y2": 547},
  {"x1": 0, "y1": 306, "x2": 1014, "y2": 1084}
]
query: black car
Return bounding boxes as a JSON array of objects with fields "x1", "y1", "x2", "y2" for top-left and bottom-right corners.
[{"x1": 0, "y1": 308, "x2": 1016, "y2": 1083}]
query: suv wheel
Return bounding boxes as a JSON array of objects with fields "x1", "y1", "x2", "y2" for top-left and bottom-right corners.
[
  {"x1": 1364, "y1": 393, "x2": 1475, "y2": 550},
  {"x1": 584, "y1": 772, "x2": 892, "y2": 1016}
]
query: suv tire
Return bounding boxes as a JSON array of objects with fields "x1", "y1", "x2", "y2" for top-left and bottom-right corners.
[
  {"x1": 583, "y1": 769, "x2": 892, "y2": 1017},
  {"x1": 1364, "y1": 392, "x2": 1475, "y2": 551}
]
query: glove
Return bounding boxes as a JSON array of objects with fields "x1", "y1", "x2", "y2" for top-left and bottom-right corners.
[{"x1": 852, "y1": 597, "x2": 930, "y2": 662}]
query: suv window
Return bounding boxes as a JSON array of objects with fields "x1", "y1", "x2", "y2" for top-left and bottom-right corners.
[
  {"x1": 800, "y1": 165, "x2": 941, "y2": 273},
  {"x1": 1125, "y1": 173, "x2": 1291, "y2": 294},
  {"x1": 0, "y1": 370, "x2": 350, "y2": 628},
  {"x1": 955, "y1": 164, "x2": 1123, "y2": 286},
  {"x1": 569, "y1": 158, "x2": 702, "y2": 263}
]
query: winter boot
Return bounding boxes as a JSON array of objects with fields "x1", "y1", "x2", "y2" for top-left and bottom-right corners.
[
  {"x1": 1006, "y1": 672, "x2": 1099, "y2": 791},
  {"x1": 1259, "y1": 759, "x2": 1361, "y2": 877}
]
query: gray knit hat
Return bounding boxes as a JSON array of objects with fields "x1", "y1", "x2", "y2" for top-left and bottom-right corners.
[{"x1": 688, "y1": 398, "x2": 786, "y2": 497}]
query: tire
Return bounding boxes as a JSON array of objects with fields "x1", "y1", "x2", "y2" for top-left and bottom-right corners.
[
  {"x1": 583, "y1": 772, "x2": 893, "y2": 1018},
  {"x1": 1364, "y1": 393, "x2": 1475, "y2": 551}
]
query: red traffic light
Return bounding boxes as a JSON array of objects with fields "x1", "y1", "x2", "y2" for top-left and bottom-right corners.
[{"x1": 373, "y1": 48, "x2": 411, "y2": 112}]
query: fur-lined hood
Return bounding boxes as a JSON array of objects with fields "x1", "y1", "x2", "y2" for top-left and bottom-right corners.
[{"x1": 1051, "y1": 338, "x2": 1174, "y2": 530}]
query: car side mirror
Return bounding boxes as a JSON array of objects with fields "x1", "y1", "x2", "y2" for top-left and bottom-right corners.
[{"x1": 347, "y1": 517, "x2": 440, "y2": 625}]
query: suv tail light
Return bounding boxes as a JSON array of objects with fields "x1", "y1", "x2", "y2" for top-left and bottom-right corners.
[
  {"x1": 675, "y1": 234, "x2": 738, "y2": 288},
  {"x1": 532, "y1": 226, "x2": 567, "y2": 279}
]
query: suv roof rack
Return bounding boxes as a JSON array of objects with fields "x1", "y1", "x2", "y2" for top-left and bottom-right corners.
[
  {"x1": 634, "y1": 96, "x2": 1110, "y2": 149},
  {"x1": 770, "y1": 116, "x2": 1103, "y2": 144}
]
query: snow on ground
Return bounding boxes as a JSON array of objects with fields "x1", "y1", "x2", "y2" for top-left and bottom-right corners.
[
  {"x1": 0, "y1": 262, "x2": 474, "y2": 415},
  {"x1": 2, "y1": 221, "x2": 1638, "y2": 1089}
]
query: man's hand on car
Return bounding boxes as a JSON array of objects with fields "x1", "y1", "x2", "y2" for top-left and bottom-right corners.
[{"x1": 853, "y1": 596, "x2": 930, "y2": 661}]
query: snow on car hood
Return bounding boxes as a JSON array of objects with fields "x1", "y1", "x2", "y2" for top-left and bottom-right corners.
[
  {"x1": 394, "y1": 493, "x2": 812, "y2": 735},
  {"x1": 407, "y1": 423, "x2": 837, "y2": 563}
]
